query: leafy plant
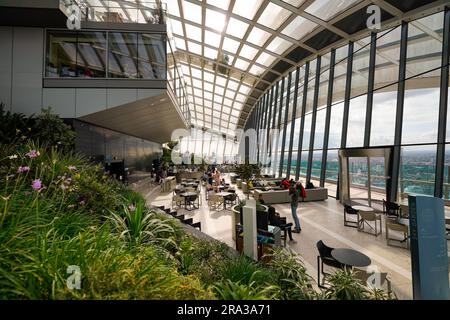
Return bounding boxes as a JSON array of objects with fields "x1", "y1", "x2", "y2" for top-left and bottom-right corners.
[
  {"x1": 33, "y1": 107, "x2": 76, "y2": 151},
  {"x1": 109, "y1": 203, "x2": 177, "y2": 250},
  {"x1": 0, "y1": 105, "x2": 75, "y2": 151},
  {"x1": 323, "y1": 269, "x2": 372, "y2": 300},
  {"x1": 0, "y1": 103, "x2": 32, "y2": 145},
  {"x1": 264, "y1": 248, "x2": 317, "y2": 300},
  {"x1": 235, "y1": 164, "x2": 260, "y2": 182},
  {"x1": 213, "y1": 272, "x2": 279, "y2": 300}
]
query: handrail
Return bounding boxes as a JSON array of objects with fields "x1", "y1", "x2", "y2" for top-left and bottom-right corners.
[{"x1": 60, "y1": 0, "x2": 166, "y2": 25}]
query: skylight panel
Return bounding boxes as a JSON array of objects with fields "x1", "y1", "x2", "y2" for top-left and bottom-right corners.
[
  {"x1": 231, "y1": 0, "x2": 263, "y2": 20},
  {"x1": 258, "y1": 2, "x2": 292, "y2": 30},
  {"x1": 281, "y1": 16, "x2": 317, "y2": 40}
]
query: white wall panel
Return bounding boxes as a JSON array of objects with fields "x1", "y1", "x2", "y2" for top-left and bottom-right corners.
[
  {"x1": 107, "y1": 89, "x2": 138, "y2": 109},
  {"x1": 43, "y1": 88, "x2": 76, "y2": 118},
  {"x1": 76, "y1": 88, "x2": 107, "y2": 117},
  {"x1": 11, "y1": 27, "x2": 43, "y2": 115}
]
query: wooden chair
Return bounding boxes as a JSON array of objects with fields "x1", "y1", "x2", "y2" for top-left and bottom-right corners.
[
  {"x1": 385, "y1": 218, "x2": 409, "y2": 249},
  {"x1": 172, "y1": 195, "x2": 184, "y2": 210},
  {"x1": 357, "y1": 211, "x2": 382, "y2": 236},
  {"x1": 353, "y1": 268, "x2": 392, "y2": 294},
  {"x1": 344, "y1": 204, "x2": 359, "y2": 228},
  {"x1": 208, "y1": 193, "x2": 223, "y2": 211}
]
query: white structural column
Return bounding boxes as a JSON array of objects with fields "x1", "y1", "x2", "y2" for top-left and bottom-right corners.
[{"x1": 243, "y1": 199, "x2": 257, "y2": 261}]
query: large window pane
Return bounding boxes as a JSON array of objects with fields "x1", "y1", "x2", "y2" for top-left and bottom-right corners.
[
  {"x1": 332, "y1": 45, "x2": 349, "y2": 104},
  {"x1": 406, "y1": 12, "x2": 444, "y2": 78},
  {"x1": 402, "y1": 70, "x2": 440, "y2": 145},
  {"x1": 328, "y1": 102, "x2": 344, "y2": 149},
  {"x1": 399, "y1": 145, "x2": 436, "y2": 198},
  {"x1": 137, "y1": 34, "x2": 166, "y2": 79},
  {"x1": 325, "y1": 149, "x2": 339, "y2": 197},
  {"x1": 370, "y1": 85, "x2": 397, "y2": 146},
  {"x1": 46, "y1": 31, "x2": 78, "y2": 77},
  {"x1": 311, "y1": 151, "x2": 323, "y2": 185},
  {"x1": 302, "y1": 113, "x2": 312, "y2": 150},
  {"x1": 374, "y1": 26, "x2": 401, "y2": 90},
  {"x1": 351, "y1": 37, "x2": 371, "y2": 98},
  {"x1": 346, "y1": 95, "x2": 366, "y2": 148},
  {"x1": 76, "y1": 32, "x2": 107, "y2": 77},
  {"x1": 109, "y1": 32, "x2": 138, "y2": 78},
  {"x1": 314, "y1": 108, "x2": 327, "y2": 150}
]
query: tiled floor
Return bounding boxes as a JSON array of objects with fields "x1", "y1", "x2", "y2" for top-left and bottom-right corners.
[{"x1": 146, "y1": 174, "x2": 450, "y2": 300}]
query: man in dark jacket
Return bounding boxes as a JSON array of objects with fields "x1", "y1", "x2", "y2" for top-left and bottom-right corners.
[{"x1": 289, "y1": 181, "x2": 304, "y2": 233}]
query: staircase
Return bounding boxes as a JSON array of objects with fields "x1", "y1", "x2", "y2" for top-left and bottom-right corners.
[{"x1": 155, "y1": 206, "x2": 201, "y2": 231}]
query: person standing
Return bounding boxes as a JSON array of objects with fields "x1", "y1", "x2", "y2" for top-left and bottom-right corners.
[{"x1": 289, "y1": 181, "x2": 305, "y2": 233}]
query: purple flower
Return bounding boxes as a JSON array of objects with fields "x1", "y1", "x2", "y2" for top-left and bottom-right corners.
[
  {"x1": 32, "y1": 179, "x2": 42, "y2": 191},
  {"x1": 17, "y1": 166, "x2": 30, "y2": 173},
  {"x1": 25, "y1": 150, "x2": 40, "y2": 158},
  {"x1": 67, "y1": 165, "x2": 77, "y2": 171}
]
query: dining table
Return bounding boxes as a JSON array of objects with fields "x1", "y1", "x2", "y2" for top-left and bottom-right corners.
[{"x1": 331, "y1": 248, "x2": 372, "y2": 269}]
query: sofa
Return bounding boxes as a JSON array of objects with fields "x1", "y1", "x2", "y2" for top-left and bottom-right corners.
[{"x1": 253, "y1": 187, "x2": 328, "y2": 205}]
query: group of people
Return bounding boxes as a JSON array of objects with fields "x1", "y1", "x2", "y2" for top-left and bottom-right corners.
[
  {"x1": 257, "y1": 179, "x2": 307, "y2": 240},
  {"x1": 203, "y1": 167, "x2": 224, "y2": 192}
]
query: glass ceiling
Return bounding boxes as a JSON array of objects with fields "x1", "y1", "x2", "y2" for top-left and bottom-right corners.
[
  {"x1": 163, "y1": 0, "x2": 369, "y2": 135},
  {"x1": 74, "y1": 0, "x2": 432, "y2": 136}
]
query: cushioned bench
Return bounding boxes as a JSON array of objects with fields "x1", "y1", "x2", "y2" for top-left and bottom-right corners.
[{"x1": 253, "y1": 187, "x2": 328, "y2": 204}]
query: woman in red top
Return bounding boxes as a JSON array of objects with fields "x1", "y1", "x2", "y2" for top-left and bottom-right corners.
[{"x1": 281, "y1": 179, "x2": 290, "y2": 189}]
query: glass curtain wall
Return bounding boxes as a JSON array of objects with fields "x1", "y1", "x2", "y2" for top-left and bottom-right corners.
[{"x1": 245, "y1": 10, "x2": 448, "y2": 201}]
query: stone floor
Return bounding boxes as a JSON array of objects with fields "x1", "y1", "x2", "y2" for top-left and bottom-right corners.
[{"x1": 146, "y1": 173, "x2": 450, "y2": 300}]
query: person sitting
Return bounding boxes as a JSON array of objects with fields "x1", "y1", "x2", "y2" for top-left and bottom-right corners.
[
  {"x1": 306, "y1": 180, "x2": 315, "y2": 189},
  {"x1": 268, "y1": 206, "x2": 295, "y2": 243},
  {"x1": 257, "y1": 194, "x2": 265, "y2": 205}
]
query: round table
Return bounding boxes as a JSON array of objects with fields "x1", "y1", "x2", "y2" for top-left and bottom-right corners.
[
  {"x1": 352, "y1": 205, "x2": 374, "y2": 212},
  {"x1": 331, "y1": 248, "x2": 371, "y2": 268}
]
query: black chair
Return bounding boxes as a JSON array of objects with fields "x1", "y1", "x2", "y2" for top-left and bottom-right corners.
[
  {"x1": 185, "y1": 195, "x2": 199, "y2": 211},
  {"x1": 316, "y1": 240, "x2": 345, "y2": 288},
  {"x1": 344, "y1": 204, "x2": 359, "y2": 228},
  {"x1": 268, "y1": 206, "x2": 292, "y2": 247},
  {"x1": 225, "y1": 193, "x2": 238, "y2": 206},
  {"x1": 383, "y1": 199, "x2": 400, "y2": 218},
  {"x1": 445, "y1": 218, "x2": 450, "y2": 239}
]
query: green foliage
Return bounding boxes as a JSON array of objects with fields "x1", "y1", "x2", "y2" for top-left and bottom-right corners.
[
  {"x1": 234, "y1": 200, "x2": 266, "y2": 213},
  {"x1": 213, "y1": 272, "x2": 279, "y2": 300},
  {"x1": 0, "y1": 139, "x2": 395, "y2": 300},
  {"x1": 0, "y1": 105, "x2": 75, "y2": 151},
  {"x1": 264, "y1": 248, "x2": 317, "y2": 300},
  {"x1": 323, "y1": 269, "x2": 395, "y2": 300},
  {"x1": 0, "y1": 103, "x2": 33, "y2": 145},
  {"x1": 235, "y1": 164, "x2": 260, "y2": 182},
  {"x1": 162, "y1": 141, "x2": 179, "y2": 165},
  {"x1": 33, "y1": 107, "x2": 76, "y2": 151},
  {"x1": 0, "y1": 142, "x2": 211, "y2": 299},
  {"x1": 109, "y1": 203, "x2": 177, "y2": 250},
  {"x1": 219, "y1": 255, "x2": 277, "y2": 287}
]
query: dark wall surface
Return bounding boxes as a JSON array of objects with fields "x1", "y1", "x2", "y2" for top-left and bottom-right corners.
[{"x1": 72, "y1": 119, "x2": 162, "y2": 169}]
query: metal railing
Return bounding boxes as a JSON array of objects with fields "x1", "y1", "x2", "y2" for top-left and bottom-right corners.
[{"x1": 61, "y1": 0, "x2": 166, "y2": 25}]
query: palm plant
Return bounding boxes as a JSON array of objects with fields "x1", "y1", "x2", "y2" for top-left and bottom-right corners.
[{"x1": 109, "y1": 203, "x2": 177, "y2": 249}]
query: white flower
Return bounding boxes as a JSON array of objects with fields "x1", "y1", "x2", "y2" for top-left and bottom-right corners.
[{"x1": 8, "y1": 155, "x2": 18, "y2": 159}]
